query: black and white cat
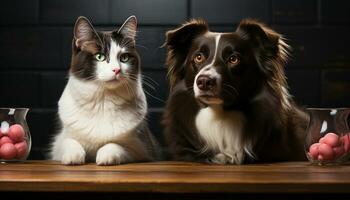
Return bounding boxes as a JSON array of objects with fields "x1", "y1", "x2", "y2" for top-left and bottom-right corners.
[{"x1": 50, "y1": 16, "x2": 159, "y2": 165}]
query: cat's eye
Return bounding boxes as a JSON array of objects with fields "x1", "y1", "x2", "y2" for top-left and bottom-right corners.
[
  {"x1": 95, "y1": 53, "x2": 106, "y2": 62},
  {"x1": 194, "y1": 53, "x2": 205, "y2": 64},
  {"x1": 120, "y1": 53, "x2": 130, "y2": 63},
  {"x1": 228, "y1": 55, "x2": 240, "y2": 65}
]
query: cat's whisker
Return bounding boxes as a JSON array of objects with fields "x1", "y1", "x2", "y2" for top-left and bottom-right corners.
[
  {"x1": 126, "y1": 80, "x2": 137, "y2": 99},
  {"x1": 121, "y1": 81, "x2": 131, "y2": 98},
  {"x1": 121, "y1": 73, "x2": 165, "y2": 103},
  {"x1": 123, "y1": 81, "x2": 134, "y2": 98},
  {"x1": 143, "y1": 89, "x2": 165, "y2": 104},
  {"x1": 141, "y1": 75, "x2": 159, "y2": 86},
  {"x1": 123, "y1": 73, "x2": 158, "y2": 91},
  {"x1": 125, "y1": 74, "x2": 165, "y2": 103},
  {"x1": 141, "y1": 78, "x2": 157, "y2": 88},
  {"x1": 143, "y1": 82, "x2": 156, "y2": 91},
  {"x1": 136, "y1": 44, "x2": 148, "y2": 50}
]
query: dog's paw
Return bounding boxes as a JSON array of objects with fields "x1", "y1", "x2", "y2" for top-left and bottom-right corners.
[
  {"x1": 61, "y1": 150, "x2": 86, "y2": 165},
  {"x1": 96, "y1": 143, "x2": 129, "y2": 166}
]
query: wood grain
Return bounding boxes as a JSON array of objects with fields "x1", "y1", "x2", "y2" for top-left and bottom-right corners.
[{"x1": 1, "y1": 161, "x2": 350, "y2": 193}]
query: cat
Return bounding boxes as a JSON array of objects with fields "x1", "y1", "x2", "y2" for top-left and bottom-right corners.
[{"x1": 49, "y1": 16, "x2": 159, "y2": 165}]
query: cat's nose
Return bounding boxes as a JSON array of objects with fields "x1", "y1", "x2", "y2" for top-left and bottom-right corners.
[{"x1": 112, "y1": 67, "x2": 121, "y2": 75}]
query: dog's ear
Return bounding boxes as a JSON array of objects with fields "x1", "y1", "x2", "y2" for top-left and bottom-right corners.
[
  {"x1": 236, "y1": 19, "x2": 290, "y2": 74},
  {"x1": 164, "y1": 19, "x2": 208, "y2": 89}
]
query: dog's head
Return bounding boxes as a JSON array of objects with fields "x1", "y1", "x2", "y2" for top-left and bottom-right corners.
[{"x1": 164, "y1": 19, "x2": 290, "y2": 109}]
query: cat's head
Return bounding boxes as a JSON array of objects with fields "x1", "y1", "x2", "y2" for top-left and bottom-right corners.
[{"x1": 70, "y1": 16, "x2": 140, "y2": 89}]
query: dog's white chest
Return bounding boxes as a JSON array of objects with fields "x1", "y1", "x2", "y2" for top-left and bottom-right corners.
[{"x1": 195, "y1": 107, "x2": 246, "y2": 164}]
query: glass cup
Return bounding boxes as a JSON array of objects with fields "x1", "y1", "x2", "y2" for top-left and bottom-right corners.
[
  {"x1": 0, "y1": 108, "x2": 31, "y2": 162},
  {"x1": 305, "y1": 108, "x2": 350, "y2": 165}
]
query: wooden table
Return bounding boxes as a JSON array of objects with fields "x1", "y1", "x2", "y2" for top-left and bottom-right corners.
[{"x1": 0, "y1": 161, "x2": 350, "y2": 194}]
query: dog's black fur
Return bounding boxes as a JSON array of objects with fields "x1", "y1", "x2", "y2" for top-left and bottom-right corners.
[{"x1": 162, "y1": 19, "x2": 309, "y2": 163}]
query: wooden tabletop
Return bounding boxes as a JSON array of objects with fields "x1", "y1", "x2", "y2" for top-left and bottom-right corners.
[{"x1": 0, "y1": 161, "x2": 350, "y2": 193}]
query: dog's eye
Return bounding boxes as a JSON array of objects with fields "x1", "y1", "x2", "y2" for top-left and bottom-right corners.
[
  {"x1": 194, "y1": 53, "x2": 205, "y2": 64},
  {"x1": 228, "y1": 55, "x2": 240, "y2": 65}
]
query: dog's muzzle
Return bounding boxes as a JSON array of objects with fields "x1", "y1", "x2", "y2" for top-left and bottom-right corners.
[{"x1": 194, "y1": 67, "x2": 223, "y2": 105}]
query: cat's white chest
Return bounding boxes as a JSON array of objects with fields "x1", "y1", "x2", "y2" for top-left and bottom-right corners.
[
  {"x1": 195, "y1": 107, "x2": 246, "y2": 164},
  {"x1": 63, "y1": 101, "x2": 135, "y2": 139},
  {"x1": 58, "y1": 77, "x2": 146, "y2": 147}
]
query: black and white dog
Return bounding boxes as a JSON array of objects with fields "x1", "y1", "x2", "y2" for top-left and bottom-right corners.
[{"x1": 162, "y1": 19, "x2": 309, "y2": 164}]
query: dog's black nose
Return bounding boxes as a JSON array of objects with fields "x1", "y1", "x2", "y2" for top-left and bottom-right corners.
[{"x1": 196, "y1": 75, "x2": 216, "y2": 91}]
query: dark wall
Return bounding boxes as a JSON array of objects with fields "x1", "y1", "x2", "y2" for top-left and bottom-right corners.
[{"x1": 0, "y1": 0, "x2": 349, "y2": 159}]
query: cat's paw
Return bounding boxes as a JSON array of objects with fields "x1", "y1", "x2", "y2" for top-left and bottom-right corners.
[
  {"x1": 61, "y1": 150, "x2": 86, "y2": 165},
  {"x1": 96, "y1": 143, "x2": 129, "y2": 166},
  {"x1": 210, "y1": 152, "x2": 243, "y2": 164},
  {"x1": 59, "y1": 138, "x2": 86, "y2": 165},
  {"x1": 210, "y1": 153, "x2": 230, "y2": 164}
]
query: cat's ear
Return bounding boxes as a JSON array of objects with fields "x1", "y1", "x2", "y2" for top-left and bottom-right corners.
[
  {"x1": 117, "y1": 15, "x2": 137, "y2": 40},
  {"x1": 73, "y1": 16, "x2": 100, "y2": 53}
]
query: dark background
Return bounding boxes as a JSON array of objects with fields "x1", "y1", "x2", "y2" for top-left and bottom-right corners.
[{"x1": 0, "y1": 0, "x2": 349, "y2": 160}]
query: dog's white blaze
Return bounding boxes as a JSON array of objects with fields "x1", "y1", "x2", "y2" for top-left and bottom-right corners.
[
  {"x1": 194, "y1": 34, "x2": 222, "y2": 100},
  {"x1": 96, "y1": 40, "x2": 128, "y2": 82},
  {"x1": 212, "y1": 34, "x2": 221, "y2": 64},
  {"x1": 195, "y1": 106, "x2": 246, "y2": 164},
  {"x1": 202, "y1": 34, "x2": 221, "y2": 69}
]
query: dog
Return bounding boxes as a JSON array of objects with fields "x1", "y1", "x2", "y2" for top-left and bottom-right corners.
[{"x1": 162, "y1": 19, "x2": 309, "y2": 164}]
